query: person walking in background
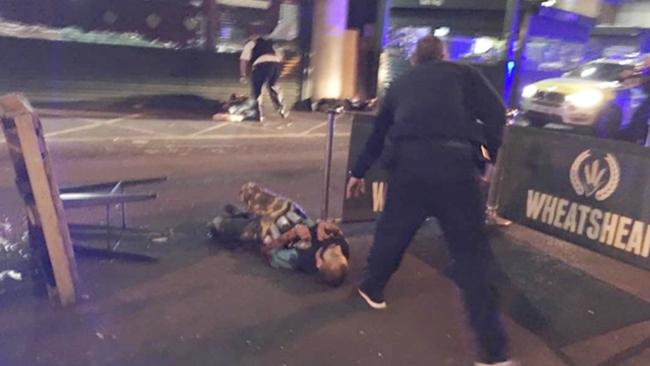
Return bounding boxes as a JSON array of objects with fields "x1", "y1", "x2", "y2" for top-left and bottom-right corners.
[
  {"x1": 346, "y1": 35, "x2": 517, "y2": 366},
  {"x1": 240, "y1": 34, "x2": 288, "y2": 122}
]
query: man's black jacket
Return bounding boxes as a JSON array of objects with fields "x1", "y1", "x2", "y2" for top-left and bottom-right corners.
[{"x1": 352, "y1": 60, "x2": 506, "y2": 178}]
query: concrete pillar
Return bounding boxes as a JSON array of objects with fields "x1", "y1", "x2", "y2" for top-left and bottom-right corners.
[
  {"x1": 203, "y1": 0, "x2": 218, "y2": 51},
  {"x1": 614, "y1": 1, "x2": 650, "y2": 27},
  {"x1": 309, "y1": 0, "x2": 350, "y2": 100},
  {"x1": 598, "y1": 2, "x2": 619, "y2": 24},
  {"x1": 341, "y1": 29, "x2": 359, "y2": 99}
]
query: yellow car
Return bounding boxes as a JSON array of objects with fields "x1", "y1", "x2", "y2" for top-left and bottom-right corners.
[{"x1": 520, "y1": 58, "x2": 648, "y2": 140}]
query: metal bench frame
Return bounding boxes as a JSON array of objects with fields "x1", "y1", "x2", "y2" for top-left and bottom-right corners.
[{"x1": 60, "y1": 177, "x2": 167, "y2": 262}]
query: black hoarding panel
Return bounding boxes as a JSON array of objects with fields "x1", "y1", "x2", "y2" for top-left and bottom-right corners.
[
  {"x1": 498, "y1": 126, "x2": 650, "y2": 270},
  {"x1": 342, "y1": 113, "x2": 389, "y2": 223}
]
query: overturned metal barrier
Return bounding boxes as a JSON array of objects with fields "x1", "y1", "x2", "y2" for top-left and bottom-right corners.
[
  {"x1": 1, "y1": 93, "x2": 166, "y2": 304},
  {"x1": 340, "y1": 113, "x2": 389, "y2": 223},
  {"x1": 61, "y1": 177, "x2": 166, "y2": 263}
]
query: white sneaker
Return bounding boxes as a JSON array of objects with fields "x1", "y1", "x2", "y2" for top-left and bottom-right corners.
[{"x1": 475, "y1": 361, "x2": 520, "y2": 366}]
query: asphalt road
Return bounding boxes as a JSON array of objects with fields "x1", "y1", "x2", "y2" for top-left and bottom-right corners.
[{"x1": 0, "y1": 109, "x2": 648, "y2": 366}]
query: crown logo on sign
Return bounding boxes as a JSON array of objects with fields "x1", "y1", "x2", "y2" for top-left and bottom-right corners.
[
  {"x1": 570, "y1": 150, "x2": 620, "y2": 202},
  {"x1": 583, "y1": 159, "x2": 607, "y2": 197}
]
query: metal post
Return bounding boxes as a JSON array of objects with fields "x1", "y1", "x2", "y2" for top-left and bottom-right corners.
[
  {"x1": 485, "y1": 0, "x2": 522, "y2": 227},
  {"x1": 204, "y1": 0, "x2": 218, "y2": 51},
  {"x1": 120, "y1": 184, "x2": 127, "y2": 229},
  {"x1": 105, "y1": 204, "x2": 111, "y2": 249},
  {"x1": 485, "y1": 120, "x2": 513, "y2": 227},
  {"x1": 502, "y1": 0, "x2": 522, "y2": 108},
  {"x1": 372, "y1": 0, "x2": 391, "y2": 97},
  {"x1": 485, "y1": 154, "x2": 505, "y2": 219},
  {"x1": 320, "y1": 108, "x2": 340, "y2": 220}
]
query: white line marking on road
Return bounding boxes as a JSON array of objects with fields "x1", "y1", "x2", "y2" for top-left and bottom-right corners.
[
  {"x1": 44, "y1": 113, "x2": 142, "y2": 138},
  {"x1": 275, "y1": 122, "x2": 295, "y2": 130},
  {"x1": 104, "y1": 114, "x2": 142, "y2": 125},
  {"x1": 230, "y1": 121, "x2": 283, "y2": 132},
  {"x1": 44, "y1": 121, "x2": 104, "y2": 137},
  {"x1": 45, "y1": 132, "x2": 351, "y2": 143},
  {"x1": 110, "y1": 124, "x2": 172, "y2": 136},
  {"x1": 300, "y1": 122, "x2": 327, "y2": 135},
  {"x1": 188, "y1": 123, "x2": 230, "y2": 137}
]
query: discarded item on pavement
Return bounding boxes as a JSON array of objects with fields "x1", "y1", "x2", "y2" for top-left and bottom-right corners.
[
  {"x1": 0, "y1": 270, "x2": 23, "y2": 282},
  {"x1": 151, "y1": 236, "x2": 168, "y2": 243},
  {"x1": 212, "y1": 113, "x2": 244, "y2": 122},
  {"x1": 212, "y1": 94, "x2": 258, "y2": 122}
]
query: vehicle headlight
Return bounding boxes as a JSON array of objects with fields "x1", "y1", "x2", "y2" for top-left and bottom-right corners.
[
  {"x1": 565, "y1": 90, "x2": 604, "y2": 109},
  {"x1": 521, "y1": 85, "x2": 537, "y2": 99}
]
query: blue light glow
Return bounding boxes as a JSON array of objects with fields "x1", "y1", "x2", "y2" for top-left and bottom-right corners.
[{"x1": 507, "y1": 61, "x2": 516, "y2": 76}]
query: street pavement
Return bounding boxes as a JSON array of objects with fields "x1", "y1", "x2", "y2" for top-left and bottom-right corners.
[{"x1": 0, "y1": 106, "x2": 649, "y2": 366}]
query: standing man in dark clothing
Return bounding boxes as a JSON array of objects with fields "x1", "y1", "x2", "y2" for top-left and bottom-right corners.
[
  {"x1": 346, "y1": 36, "x2": 516, "y2": 366},
  {"x1": 626, "y1": 56, "x2": 650, "y2": 145},
  {"x1": 240, "y1": 35, "x2": 288, "y2": 122}
]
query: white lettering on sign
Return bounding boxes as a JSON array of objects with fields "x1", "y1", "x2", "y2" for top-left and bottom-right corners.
[
  {"x1": 526, "y1": 190, "x2": 650, "y2": 258},
  {"x1": 419, "y1": 0, "x2": 445, "y2": 6},
  {"x1": 372, "y1": 182, "x2": 388, "y2": 213}
]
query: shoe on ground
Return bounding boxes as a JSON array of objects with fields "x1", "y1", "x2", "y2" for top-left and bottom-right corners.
[
  {"x1": 208, "y1": 216, "x2": 223, "y2": 240},
  {"x1": 279, "y1": 108, "x2": 290, "y2": 119},
  {"x1": 485, "y1": 215, "x2": 512, "y2": 227},
  {"x1": 243, "y1": 112, "x2": 263, "y2": 122},
  {"x1": 357, "y1": 281, "x2": 387, "y2": 310},
  {"x1": 475, "y1": 360, "x2": 520, "y2": 366},
  {"x1": 224, "y1": 204, "x2": 248, "y2": 218}
]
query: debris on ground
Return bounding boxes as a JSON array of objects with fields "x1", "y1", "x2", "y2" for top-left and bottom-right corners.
[
  {"x1": 0, "y1": 270, "x2": 22, "y2": 282},
  {"x1": 312, "y1": 98, "x2": 377, "y2": 112},
  {"x1": 213, "y1": 94, "x2": 257, "y2": 122},
  {"x1": 151, "y1": 236, "x2": 168, "y2": 244}
]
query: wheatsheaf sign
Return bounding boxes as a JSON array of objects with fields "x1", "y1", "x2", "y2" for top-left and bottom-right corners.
[{"x1": 498, "y1": 126, "x2": 650, "y2": 270}]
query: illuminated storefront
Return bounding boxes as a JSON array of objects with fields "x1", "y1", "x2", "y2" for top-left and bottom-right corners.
[
  {"x1": 377, "y1": 0, "x2": 512, "y2": 97},
  {"x1": 0, "y1": 0, "x2": 300, "y2": 52},
  {"x1": 0, "y1": 0, "x2": 309, "y2": 106}
]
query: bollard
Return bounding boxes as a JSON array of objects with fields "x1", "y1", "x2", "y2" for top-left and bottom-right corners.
[
  {"x1": 485, "y1": 115, "x2": 514, "y2": 227},
  {"x1": 485, "y1": 153, "x2": 511, "y2": 227},
  {"x1": 321, "y1": 107, "x2": 343, "y2": 220}
]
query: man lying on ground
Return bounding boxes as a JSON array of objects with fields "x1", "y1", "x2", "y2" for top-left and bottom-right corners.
[{"x1": 209, "y1": 182, "x2": 350, "y2": 287}]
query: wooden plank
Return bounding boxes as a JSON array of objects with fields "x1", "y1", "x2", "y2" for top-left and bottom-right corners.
[
  {"x1": 0, "y1": 93, "x2": 34, "y2": 117},
  {"x1": 0, "y1": 94, "x2": 78, "y2": 305}
]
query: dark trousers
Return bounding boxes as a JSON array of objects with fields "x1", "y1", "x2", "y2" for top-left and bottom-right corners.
[
  {"x1": 251, "y1": 62, "x2": 284, "y2": 118},
  {"x1": 626, "y1": 97, "x2": 649, "y2": 144},
  {"x1": 210, "y1": 205, "x2": 261, "y2": 249},
  {"x1": 363, "y1": 140, "x2": 508, "y2": 363}
]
